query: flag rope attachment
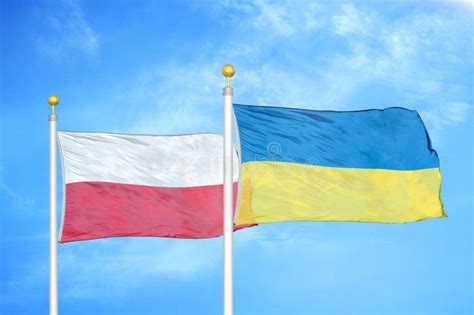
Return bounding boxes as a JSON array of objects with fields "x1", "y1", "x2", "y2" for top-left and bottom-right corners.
[
  {"x1": 48, "y1": 95, "x2": 59, "y2": 315},
  {"x1": 222, "y1": 64, "x2": 235, "y2": 315}
]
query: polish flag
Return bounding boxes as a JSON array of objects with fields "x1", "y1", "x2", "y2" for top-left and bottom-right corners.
[{"x1": 58, "y1": 131, "x2": 247, "y2": 243}]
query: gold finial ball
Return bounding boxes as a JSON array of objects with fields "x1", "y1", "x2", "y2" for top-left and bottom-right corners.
[
  {"x1": 222, "y1": 64, "x2": 235, "y2": 78},
  {"x1": 48, "y1": 95, "x2": 59, "y2": 107}
]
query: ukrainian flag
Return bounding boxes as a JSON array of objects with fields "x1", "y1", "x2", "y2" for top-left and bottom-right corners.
[{"x1": 234, "y1": 104, "x2": 446, "y2": 225}]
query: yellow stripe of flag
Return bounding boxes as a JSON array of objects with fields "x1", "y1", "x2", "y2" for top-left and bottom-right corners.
[{"x1": 237, "y1": 161, "x2": 445, "y2": 225}]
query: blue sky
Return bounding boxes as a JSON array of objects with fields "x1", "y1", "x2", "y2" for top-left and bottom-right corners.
[{"x1": 1, "y1": 1, "x2": 473, "y2": 314}]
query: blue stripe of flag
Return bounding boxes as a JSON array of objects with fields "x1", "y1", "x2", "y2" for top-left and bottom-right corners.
[{"x1": 233, "y1": 104, "x2": 439, "y2": 170}]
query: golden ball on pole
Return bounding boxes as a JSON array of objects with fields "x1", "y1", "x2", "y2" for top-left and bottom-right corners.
[
  {"x1": 222, "y1": 64, "x2": 235, "y2": 87},
  {"x1": 222, "y1": 64, "x2": 235, "y2": 78},
  {"x1": 48, "y1": 95, "x2": 59, "y2": 113},
  {"x1": 48, "y1": 95, "x2": 59, "y2": 106}
]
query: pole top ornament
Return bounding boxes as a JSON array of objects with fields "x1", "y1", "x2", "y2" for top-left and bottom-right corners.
[
  {"x1": 222, "y1": 64, "x2": 235, "y2": 87},
  {"x1": 222, "y1": 64, "x2": 235, "y2": 78},
  {"x1": 48, "y1": 95, "x2": 59, "y2": 113}
]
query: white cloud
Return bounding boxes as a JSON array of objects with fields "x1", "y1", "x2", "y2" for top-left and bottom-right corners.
[
  {"x1": 254, "y1": 0, "x2": 295, "y2": 36},
  {"x1": 444, "y1": 102, "x2": 471, "y2": 123},
  {"x1": 216, "y1": 0, "x2": 323, "y2": 37},
  {"x1": 56, "y1": 61, "x2": 225, "y2": 136},
  {"x1": 36, "y1": 0, "x2": 99, "y2": 59},
  {"x1": 332, "y1": 3, "x2": 372, "y2": 36},
  {"x1": 57, "y1": 237, "x2": 220, "y2": 298},
  {"x1": 326, "y1": 6, "x2": 472, "y2": 140},
  {"x1": 127, "y1": 63, "x2": 223, "y2": 134},
  {"x1": 420, "y1": 101, "x2": 471, "y2": 141},
  {"x1": 2, "y1": 235, "x2": 223, "y2": 302}
]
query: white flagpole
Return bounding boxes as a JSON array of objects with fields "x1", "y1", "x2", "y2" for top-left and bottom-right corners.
[
  {"x1": 48, "y1": 95, "x2": 59, "y2": 315},
  {"x1": 222, "y1": 64, "x2": 235, "y2": 315}
]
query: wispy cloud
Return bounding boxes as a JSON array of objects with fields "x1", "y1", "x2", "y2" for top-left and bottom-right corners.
[
  {"x1": 214, "y1": 0, "x2": 322, "y2": 37},
  {"x1": 36, "y1": 0, "x2": 99, "y2": 59},
  {"x1": 420, "y1": 101, "x2": 471, "y2": 140},
  {"x1": 64, "y1": 2, "x2": 470, "y2": 142},
  {"x1": 217, "y1": 1, "x2": 472, "y2": 143},
  {"x1": 2, "y1": 236, "x2": 222, "y2": 305},
  {"x1": 126, "y1": 63, "x2": 224, "y2": 135},
  {"x1": 7, "y1": 238, "x2": 221, "y2": 300},
  {"x1": 332, "y1": 3, "x2": 372, "y2": 36},
  {"x1": 329, "y1": 6, "x2": 473, "y2": 141}
]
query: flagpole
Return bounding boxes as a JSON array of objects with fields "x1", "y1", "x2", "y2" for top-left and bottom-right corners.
[
  {"x1": 222, "y1": 64, "x2": 235, "y2": 315},
  {"x1": 48, "y1": 95, "x2": 59, "y2": 315}
]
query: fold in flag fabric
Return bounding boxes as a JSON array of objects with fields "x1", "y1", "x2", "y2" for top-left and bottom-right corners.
[
  {"x1": 233, "y1": 104, "x2": 446, "y2": 225},
  {"x1": 58, "y1": 132, "x2": 249, "y2": 243}
]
